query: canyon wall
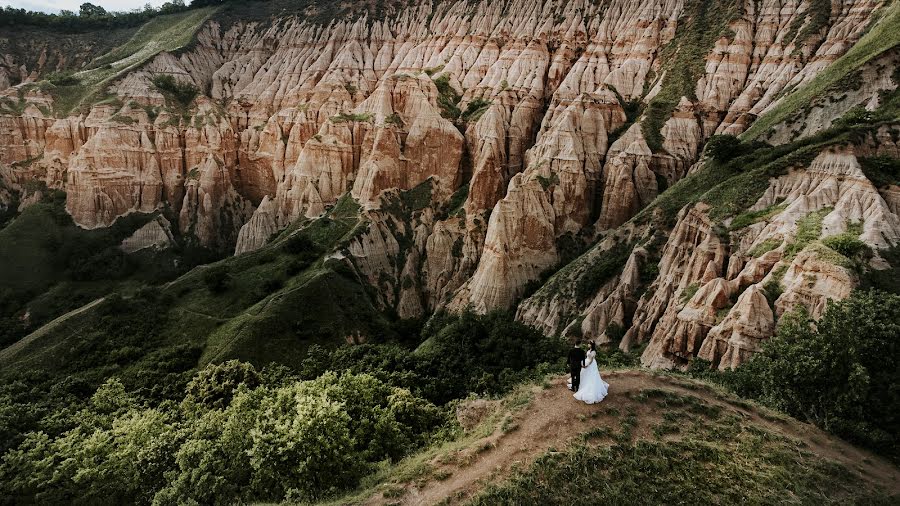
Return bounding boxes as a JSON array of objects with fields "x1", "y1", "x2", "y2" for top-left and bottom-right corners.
[{"x1": 1, "y1": 0, "x2": 898, "y2": 368}]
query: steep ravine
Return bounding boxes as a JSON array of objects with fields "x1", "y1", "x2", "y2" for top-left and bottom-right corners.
[{"x1": 1, "y1": 0, "x2": 899, "y2": 370}]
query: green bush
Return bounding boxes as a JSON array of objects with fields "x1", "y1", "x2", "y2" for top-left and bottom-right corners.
[
  {"x1": 150, "y1": 74, "x2": 198, "y2": 109},
  {"x1": 704, "y1": 134, "x2": 742, "y2": 161},
  {"x1": 46, "y1": 71, "x2": 79, "y2": 86},
  {"x1": 202, "y1": 265, "x2": 230, "y2": 293},
  {"x1": 859, "y1": 155, "x2": 900, "y2": 188},
  {"x1": 299, "y1": 311, "x2": 568, "y2": 405},
  {"x1": 0, "y1": 368, "x2": 445, "y2": 504},
  {"x1": 822, "y1": 233, "x2": 869, "y2": 258},
  {"x1": 184, "y1": 360, "x2": 261, "y2": 409},
  {"x1": 725, "y1": 290, "x2": 900, "y2": 461}
]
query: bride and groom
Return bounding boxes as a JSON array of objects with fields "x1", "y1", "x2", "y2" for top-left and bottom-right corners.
[{"x1": 567, "y1": 340, "x2": 609, "y2": 404}]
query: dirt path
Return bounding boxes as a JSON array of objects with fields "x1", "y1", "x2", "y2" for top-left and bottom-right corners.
[
  {"x1": 365, "y1": 370, "x2": 900, "y2": 506},
  {"x1": 0, "y1": 297, "x2": 105, "y2": 365}
]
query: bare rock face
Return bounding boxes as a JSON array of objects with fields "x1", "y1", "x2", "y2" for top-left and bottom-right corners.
[
  {"x1": 574, "y1": 247, "x2": 644, "y2": 344},
  {"x1": 234, "y1": 195, "x2": 278, "y2": 255},
  {"x1": 121, "y1": 215, "x2": 176, "y2": 253},
  {"x1": 596, "y1": 124, "x2": 655, "y2": 230},
  {"x1": 697, "y1": 284, "x2": 775, "y2": 370},
  {"x1": 633, "y1": 204, "x2": 728, "y2": 369},
  {"x1": 450, "y1": 90, "x2": 626, "y2": 311},
  {"x1": 65, "y1": 111, "x2": 165, "y2": 229},
  {"x1": 449, "y1": 172, "x2": 558, "y2": 312},
  {"x1": 352, "y1": 75, "x2": 465, "y2": 204},
  {"x1": 753, "y1": 149, "x2": 900, "y2": 249},
  {"x1": 179, "y1": 154, "x2": 253, "y2": 250},
  {"x1": 774, "y1": 247, "x2": 856, "y2": 320},
  {"x1": 0, "y1": 0, "x2": 895, "y2": 358}
]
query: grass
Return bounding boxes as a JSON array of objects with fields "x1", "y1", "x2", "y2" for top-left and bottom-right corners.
[
  {"x1": 41, "y1": 7, "x2": 215, "y2": 115},
  {"x1": 679, "y1": 282, "x2": 700, "y2": 303},
  {"x1": 729, "y1": 202, "x2": 787, "y2": 230},
  {"x1": 749, "y1": 238, "x2": 782, "y2": 258},
  {"x1": 742, "y1": 1, "x2": 900, "y2": 140},
  {"x1": 784, "y1": 208, "x2": 831, "y2": 260},
  {"x1": 0, "y1": 190, "x2": 374, "y2": 388},
  {"x1": 469, "y1": 405, "x2": 892, "y2": 505},
  {"x1": 0, "y1": 192, "x2": 188, "y2": 336},
  {"x1": 641, "y1": 0, "x2": 740, "y2": 152}
]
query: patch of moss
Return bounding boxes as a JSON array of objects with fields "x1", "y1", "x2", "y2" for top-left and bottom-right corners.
[
  {"x1": 536, "y1": 172, "x2": 560, "y2": 190},
  {"x1": 680, "y1": 282, "x2": 700, "y2": 303}
]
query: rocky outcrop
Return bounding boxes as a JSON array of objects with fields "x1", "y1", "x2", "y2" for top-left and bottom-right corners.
[
  {"x1": 0, "y1": 0, "x2": 895, "y2": 359},
  {"x1": 518, "y1": 140, "x2": 900, "y2": 370},
  {"x1": 697, "y1": 284, "x2": 775, "y2": 370},
  {"x1": 774, "y1": 246, "x2": 856, "y2": 319},
  {"x1": 120, "y1": 215, "x2": 176, "y2": 253},
  {"x1": 632, "y1": 203, "x2": 728, "y2": 369}
]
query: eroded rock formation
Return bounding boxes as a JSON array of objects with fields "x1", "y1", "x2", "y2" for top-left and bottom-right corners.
[{"x1": 1, "y1": 0, "x2": 897, "y2": 366}]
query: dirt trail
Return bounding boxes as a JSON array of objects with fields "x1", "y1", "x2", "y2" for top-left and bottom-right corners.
[
  {"x1": 0, "y1": 297, "x2": 105, "y2": 365},
  {"x1": 366, "y1": 370, "x2": 900, "y2": 506}
]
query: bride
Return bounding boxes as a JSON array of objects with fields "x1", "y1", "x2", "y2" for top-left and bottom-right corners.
[{"x1": 574, "y1": 342, "x2": 609, "y2": 404}]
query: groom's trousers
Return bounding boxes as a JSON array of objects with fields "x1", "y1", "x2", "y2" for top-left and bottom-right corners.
[{"x1": 570, "y1": 366, "x2": 581, "y2": 392}]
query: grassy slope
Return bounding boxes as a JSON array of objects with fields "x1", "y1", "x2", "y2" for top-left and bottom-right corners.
[
  {"x1": 742, "y1": 1, "x2": 900, "y2": 140},
  {"x1": 0, "y1": 194, "x2": 387, "y2": 384},
  {"x1": 42, "y1": 7, "x2": 216, "y2": 115},
  {"x1": 0, "y1": 195, "x2": 167, "y2": 324},
  {"x1": 333, "y1": 372, "x2": 898, "y2": 505}
]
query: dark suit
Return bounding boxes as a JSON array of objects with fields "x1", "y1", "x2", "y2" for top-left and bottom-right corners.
[{"x1": 568, "y1": 347, "x2": 586, "y2": 392}]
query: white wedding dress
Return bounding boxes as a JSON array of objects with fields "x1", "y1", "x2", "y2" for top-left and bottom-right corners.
[{"x1": 574, "y1": 350, "x2": 609, "y2": 404}]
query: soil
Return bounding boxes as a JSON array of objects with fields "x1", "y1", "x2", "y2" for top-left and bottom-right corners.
[{"x1": 364, "y1": 370, "x2": 900, "y2": 505}]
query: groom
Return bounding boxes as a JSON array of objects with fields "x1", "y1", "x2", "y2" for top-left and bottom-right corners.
[{"x1": 568, "y1": 340, "x2": 586, "y2": 392}]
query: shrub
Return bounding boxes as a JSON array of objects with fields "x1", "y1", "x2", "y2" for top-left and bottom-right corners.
[
  {"x1": 727, "y1": 290, "x2": 900, "y2": 461},
  {"x1": 150, "y1": 74, "x2": 198, "y2": 109},
  {"x1": 244, "y1": 385, "x2": 361, "y2": 502},
  {"x1": 859, "y1": 155, "x2": 900, "y2": 188},
  {"x1": 282, "y1": 233, "x2": 319, "y2": 256},
  {"x1": 46, "y1": 72, "x2": 79, "y2": 86},
  {"x1": 0, "y1": 368, "x2": 445, "y2": 505},
  {"x1": 202, "y1": 265, "x2": 230, "y2": 293},
  {"x1": 185, "y1": 360, "x2": 261, "y2": 409},
  {"x1": 822, "y1": 233, "x2": 869, "y2": 258},
  {"x1": 704, "y1": 134, "x2": 742, "y2": 161}
]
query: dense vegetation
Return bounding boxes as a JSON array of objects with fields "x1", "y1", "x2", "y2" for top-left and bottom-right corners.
[
  {"x1": 0, "y1": 311, "x2": 565, "y2": 504},
  {"x1": 691, "y1": 290, "x2": 900, "y2": 462},
  {"x1": 0, "y1": 364, "x2": 446, "y2": 504},
  {"x1": 0, "y1": 2, "x2": 196, "y2": 32},
  {"x1": 0, "y1": 190, "x2": 217, "y2": 350}
]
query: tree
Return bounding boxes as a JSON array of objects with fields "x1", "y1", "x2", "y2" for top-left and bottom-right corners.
[
  {"x1": 704, "y1": 134, "x2": 743, "y2": 161},
  {"x1": 202, "y1": 265, "x2": 230, "y2": 293},
  {"x1": 78, "y1": 3, "x2": 107, "y2": 17},
  {"x1": 731, "y1": 290, "x2": 900, "y2": 460},
  {"x1": 185, "y1": 360, "x2": 261, "y2": 409}
]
